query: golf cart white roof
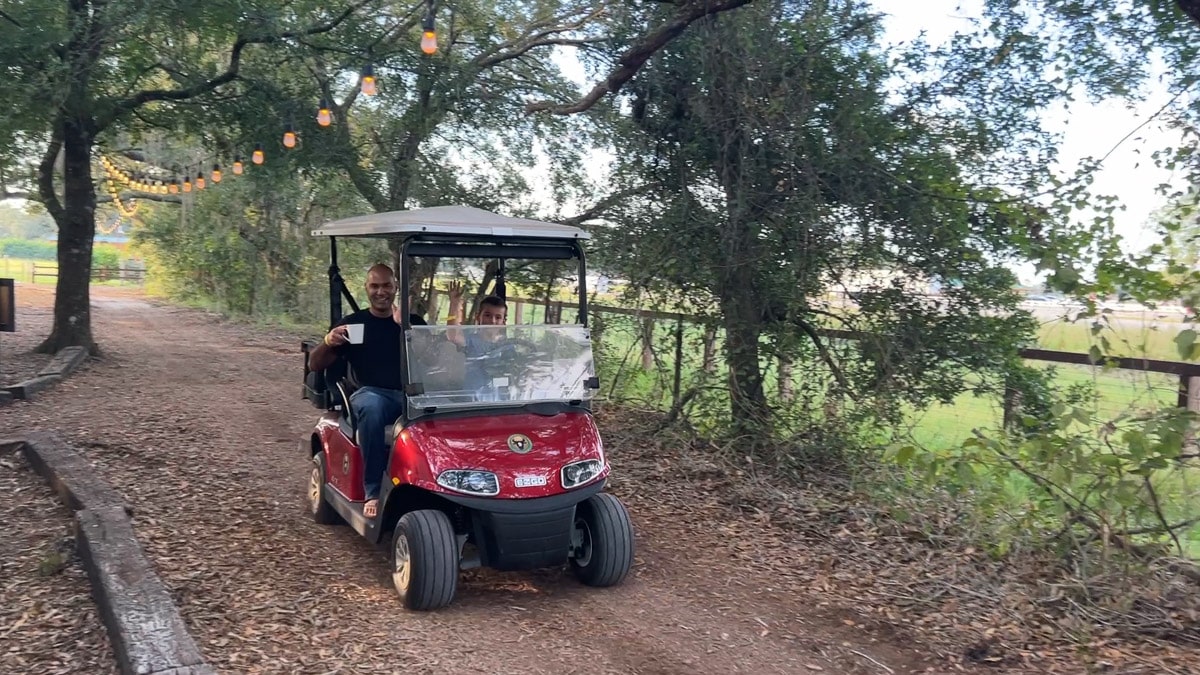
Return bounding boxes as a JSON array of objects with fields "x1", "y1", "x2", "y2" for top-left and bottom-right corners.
[{"x1": 311, "y1": 205, "x2": 591, "y2": 240}]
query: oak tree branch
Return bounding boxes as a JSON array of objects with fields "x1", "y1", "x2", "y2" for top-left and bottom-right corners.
[
  {"x1": 525, "y1": 0, "x2": 755, "y2": 115},
  {"x1": 102, "y1": 1, "x2": 375, "y2": 129}
]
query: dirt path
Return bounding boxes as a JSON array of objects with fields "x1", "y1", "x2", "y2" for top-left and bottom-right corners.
[{"x1": 0, "y1": 286, "x2": 951, "y2": 675}]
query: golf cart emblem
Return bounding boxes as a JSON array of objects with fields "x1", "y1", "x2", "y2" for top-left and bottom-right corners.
[
  {"x1": 507, "y1": 433, "x2": 533, "y2": 454},
  {"x1": 342, "y1": 454, "x2": 350, "y2": 475}
]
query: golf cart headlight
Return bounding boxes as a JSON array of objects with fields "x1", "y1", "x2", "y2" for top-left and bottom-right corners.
[
  {"x1": 561, "y1": 459, "x2": 603, "y2": 489},
  {"x1": 437, "y1": 470, "x2": 500, "y2": 496}
]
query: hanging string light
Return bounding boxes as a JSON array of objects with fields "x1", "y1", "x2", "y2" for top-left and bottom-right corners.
[
  {"x1": 421, "y1": 2, "x2": 437, "y2": 55},
  {"x1": 92, "y1": 16, "x2": 452, "y2": 204},
  {"x1": 105, "y1": 178, "x2": 139, "y2": 220},
  {"x1": 361, "y1": 64, "x2": 377, "y2": 96},
  {"x1": 97, "y1": 216, "x2": 121, "y2": 235}
]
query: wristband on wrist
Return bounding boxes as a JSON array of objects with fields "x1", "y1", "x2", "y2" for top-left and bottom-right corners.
[{"x1": 324, "y1": 333, "x2": 334, "y2": 346}]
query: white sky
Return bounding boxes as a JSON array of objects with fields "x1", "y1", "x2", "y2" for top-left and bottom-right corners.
[
  {"x1": 549, "y1": 2, "x2": 1188, "y2": 286},
  {"x1": 872, "y1": 1, "x2": 1186, "y2": 284}
]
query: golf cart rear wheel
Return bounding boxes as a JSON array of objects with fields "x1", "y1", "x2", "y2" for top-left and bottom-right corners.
[
  {"x1": 309, "y1": 452, "x2": 342, "y2": 525},
  {"x1": 570, "y1": 492, "x2": 634, "y2": 587},
  {"x1": 391, "y1": 510, "x2": 459, "y2": 611}
]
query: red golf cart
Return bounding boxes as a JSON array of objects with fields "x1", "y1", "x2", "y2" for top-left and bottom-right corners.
[{"x1": 300, "y1": 205, "x2": 634, "y2": 610}]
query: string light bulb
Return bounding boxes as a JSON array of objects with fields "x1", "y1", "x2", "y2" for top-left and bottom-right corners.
[
  {"x1": 361, "y1": 64, "x2": 377, "y2": 96},
  {"x1": 169, "y1": 180, "x2": 179, "y2": 194},
  {"x1": 252, "y1": 145, "x2": 264, "y2": 165},
  {"x1": 317, "y1": 99, "x2": 332, "y2": 127},
  {"x1": 196, "y1": 171, "x2": 206, "y2": 190},
  {"x1": 183, "y1": 178, "x2": 192, "y2": 192},
  {"x1": 212, "y1": 163, "x2": 222, "y2": 183},
  {"x1": 421, "y1": 12, "x2": 437, "y2": 54},
  {"x1": 283, "y1": 126, "x2": 297, "y2": 149},
  {"x1": 233, "y1": 157, "x2": 244, "y2": 174}
]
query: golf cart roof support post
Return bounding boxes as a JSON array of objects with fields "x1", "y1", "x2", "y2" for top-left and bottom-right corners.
[
  {"x1": 497, "y1": 257, "x2": 506, "y2": 301},
  {"x1": 326, "y1": 236, "x2": 361, "y2": 327},
  {"x1": 576, "y1": 241, "x2": 588, "y2": 327},
  {"x1": 399, "y1": 236, "x2": 413, "y2": 402},
  {"x1": 328, "y1": 237, "x2": 342, "y2": 327}
]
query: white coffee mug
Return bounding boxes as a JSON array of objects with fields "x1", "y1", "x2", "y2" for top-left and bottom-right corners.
[{"x1": 346, "y1": 323, "x2": 364, "y2": 344}]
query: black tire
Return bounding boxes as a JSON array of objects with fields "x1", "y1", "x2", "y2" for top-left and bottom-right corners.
[
  {"x1": 391, "y1": 510, "x2": 459, "y2": 610},
  {"x1": 570, "y1": 492, "x2": 634, "y2": 587},
  {"x1": 309, "y1": 452, "x2": 342, "y2": 525}
]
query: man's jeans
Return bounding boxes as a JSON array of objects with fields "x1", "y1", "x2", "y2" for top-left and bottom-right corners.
[{"x1": 349, "y1": 386, "x2": 405, "y2": 500}]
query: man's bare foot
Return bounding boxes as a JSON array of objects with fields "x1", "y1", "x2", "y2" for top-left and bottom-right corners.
[{"x1": 364, "y1": 499, "x2": 378, "y2": 518}]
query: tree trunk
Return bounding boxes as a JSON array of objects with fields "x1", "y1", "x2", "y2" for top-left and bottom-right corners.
[
  {"x1": 38, "y1": 119, "x2": 97, "y2": 354},
  {"x1": 778, "y1": 355, "x2": 795, "y2": 403},
  {"x1": 640, "y1": 317, "x2": 655, "y2": 370},
  {"x1": 716, "y1": 165, "x2": 769, "y2": 435},
  {"x1": 702, "y1": 325, "x2": 717, "y2": 373},
  {"x1": 1178, "y1": 0, "x2": 1200, "y2": 26},
  {"x1": 407, "y1": 256, "x2": 440, "y2": 315},
  {"x1": 468, "y1": 260, "x2": 500, "y2": 320},
  {"x1": 720, "y1": 295, "x2": 768, "y2": 438}
]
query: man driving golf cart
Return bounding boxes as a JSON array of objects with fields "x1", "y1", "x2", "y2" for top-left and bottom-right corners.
[{"x1": 306, "y1": 262, "x2": 426, "y2": 518}]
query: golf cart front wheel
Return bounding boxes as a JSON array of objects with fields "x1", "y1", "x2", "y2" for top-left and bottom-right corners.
[
  {"x1": 570, "y1": 492, "x2": 634, "y2": 587},
  {"x1": 392, "y1": 510, "x2": 459, "y2": 610},
  {"x1": 309, "y1": 452, "x2": 342, "y2": 525}
]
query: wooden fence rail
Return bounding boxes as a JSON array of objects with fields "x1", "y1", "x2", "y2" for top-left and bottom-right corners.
[
  {"x1": 428, "y1": 290, "x2": 1200, "y2": 423},
  {"x1": 31, "y1": 264, "x2": 145, "y2": 284}
]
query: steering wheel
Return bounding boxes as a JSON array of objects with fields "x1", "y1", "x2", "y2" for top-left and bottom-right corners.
[
  {"x1": 478, "y1": 338, "x2": 541, "y2": 359},
  {"x1": 473, "y1": 338, "x2": 545, "y2": 389}
]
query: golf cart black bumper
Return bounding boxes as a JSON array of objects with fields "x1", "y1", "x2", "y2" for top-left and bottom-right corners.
[{"x1": 441, "y1": 480, "x2": 606, "y2": 572}]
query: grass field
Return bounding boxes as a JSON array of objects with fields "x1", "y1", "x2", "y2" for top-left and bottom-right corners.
[
  {"x1": 577, "y1": 303, "x2": 1197, "y2": 446},
  {"x1": 0, "y1": 257, "x2": 144, "y2": 286}
]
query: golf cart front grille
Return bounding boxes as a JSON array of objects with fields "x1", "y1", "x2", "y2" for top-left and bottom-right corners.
[{"x1": 471, "y1": 507, "x2": 575, "y2": 572}]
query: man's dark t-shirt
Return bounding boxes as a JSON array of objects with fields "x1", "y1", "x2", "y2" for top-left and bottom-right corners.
[{"x1": 334, "y1": 310, "x2": 406, "y2": 390}]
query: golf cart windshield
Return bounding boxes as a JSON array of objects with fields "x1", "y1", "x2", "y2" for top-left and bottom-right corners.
[{"x1": 405, "y1": 324, "x2": 596, "y2": 411}]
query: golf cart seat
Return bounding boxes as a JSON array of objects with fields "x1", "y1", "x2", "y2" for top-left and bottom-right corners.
[
  {"x1": 302, "y1": 344, "x2": 350, "y2": 407},
  {"x1": 326, "y1": 357, "x2": 405, "y2": 445},
  {"x1": 302, "y1": 340, "x2": 404, "y2": 446}
]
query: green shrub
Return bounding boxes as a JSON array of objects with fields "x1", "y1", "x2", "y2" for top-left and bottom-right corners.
[
  {"x1": 0, "y1": 238, "x2": 125, "y2": 267},
  {"x1": 0, "y1": 238, "x2": 56, "y2": 260},
  {"x1": 92, "y1": 245, "x2": 120, "y2": 269}
]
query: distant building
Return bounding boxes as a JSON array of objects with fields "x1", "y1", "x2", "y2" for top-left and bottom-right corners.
[{"x1": 832, "y1": 268, "x2": 941, "y2": 296}]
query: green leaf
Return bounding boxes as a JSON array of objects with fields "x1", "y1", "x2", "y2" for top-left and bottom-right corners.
[
  {"x1": 893, "y1": 445, "x2": 916, "y2": 465},
  {"x1": 1088, "y1": 345, "x2": 1103, "y2": 363},
  {"x1": 1175, "y1": 329, "x2": 1197, "y2": 361}
]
